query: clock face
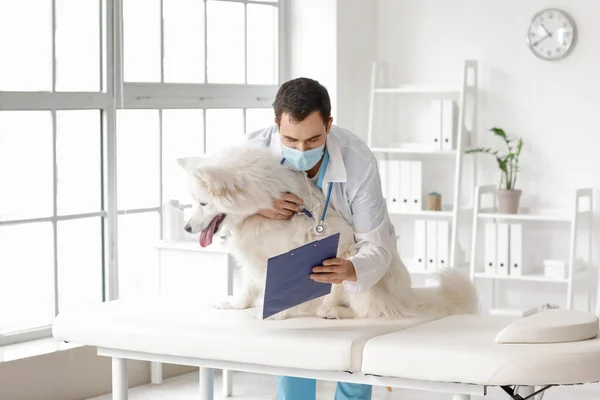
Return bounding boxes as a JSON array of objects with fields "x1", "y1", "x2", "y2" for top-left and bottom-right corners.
[{"x1": 527, "y1": 9, "x2": 576, "y2": 61}]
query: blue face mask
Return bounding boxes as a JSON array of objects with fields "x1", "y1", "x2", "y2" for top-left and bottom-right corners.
[{"x1": 281, "y1": 143, "x2": 325, "y2": 171}]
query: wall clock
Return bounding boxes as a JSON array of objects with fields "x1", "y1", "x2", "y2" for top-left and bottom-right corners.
[{"x1": 527, "y1": 8, "x2": 577, "y2": 61}]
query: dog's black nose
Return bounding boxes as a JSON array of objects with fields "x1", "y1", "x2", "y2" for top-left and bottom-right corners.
[{"x1": 184, "y1": 224, "x2": 192, "y2": 233}]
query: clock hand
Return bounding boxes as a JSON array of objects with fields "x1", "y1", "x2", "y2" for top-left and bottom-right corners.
[
  {"x1": 532, "y1": 34, "x2": 550, "y2": 46},
  {"x1": 540, "y1": 23, "x2": 553, "y2": 38},
  {"x1": 550, "y1": 26, "x2": 568, "y2": 41}
]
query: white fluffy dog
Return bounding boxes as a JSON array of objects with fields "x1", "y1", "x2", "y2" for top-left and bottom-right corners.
[{"x1": 177, "y1": 144, "x2": 478, "y2": 320}]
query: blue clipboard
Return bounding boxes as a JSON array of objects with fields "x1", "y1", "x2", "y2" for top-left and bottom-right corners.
[{"x1": 262, "y1": 233, "x2": 340, "y2": 319}]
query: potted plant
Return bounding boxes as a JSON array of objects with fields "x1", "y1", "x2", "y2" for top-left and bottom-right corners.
[{"x1": 465, "y1": 127, "x2": 524, "y2": 214}]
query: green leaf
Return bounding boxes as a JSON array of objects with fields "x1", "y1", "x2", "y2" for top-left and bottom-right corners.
[{"x1": 465, "y1": 127, "x2": 524, "y2": 190}]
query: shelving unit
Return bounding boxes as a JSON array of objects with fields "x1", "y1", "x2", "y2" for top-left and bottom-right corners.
[
  {"x1": 373, "y1": 85, "x2": 462, "y2": 95},
  {"x1": 366, "y1": 60, "x2": 479, "y2": 272},
  {"x1": 469, "y1": 185, "x2": 594, "y2": 310},
  {"x1": 370, "y1": 147, "x2": 457, "y2": 158}
]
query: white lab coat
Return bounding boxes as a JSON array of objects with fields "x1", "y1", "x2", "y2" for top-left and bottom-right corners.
[{"x1": 245, "y1": 124, "x2": 398, "y2": 294}]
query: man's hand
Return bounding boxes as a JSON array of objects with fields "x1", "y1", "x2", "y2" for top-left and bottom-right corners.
[
  {"x1": 257, "y1": 193, "x2": 303, "y2": 220},
  {"x1": 310, "y1": 258, "x2": 357, "y2": 284}
]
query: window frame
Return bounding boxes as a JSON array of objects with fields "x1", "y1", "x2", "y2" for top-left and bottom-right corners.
[{"x1": 0, "y1": 0, "x2": 288, "y2": 346}]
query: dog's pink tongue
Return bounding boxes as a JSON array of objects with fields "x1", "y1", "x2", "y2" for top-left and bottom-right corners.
[{"x1": 199, "y1": 216, "x2": 219, "y2": 248}]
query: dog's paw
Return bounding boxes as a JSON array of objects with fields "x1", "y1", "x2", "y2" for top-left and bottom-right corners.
[
  {"x1": 212, "y1": 296, "x2": 249, "y2": 310},
  {"x1": 263, "y1": 309, "x2": 297, "y2": 321},
  {"x1": 212, "y1": 297, "x2": 235, "y2": 310},
  {"x1": 316, "y1": 305, "x2": 354, "y2": 320},
  {"x1": 265, "y1": 312, "x2": 287, "y2": 321}
]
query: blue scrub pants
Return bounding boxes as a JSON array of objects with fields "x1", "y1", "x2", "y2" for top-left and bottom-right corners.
[{"x1": 276, "y1": 376, "x2": 372, "y2": 400}]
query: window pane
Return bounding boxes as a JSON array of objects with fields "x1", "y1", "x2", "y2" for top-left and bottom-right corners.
[
  {"x1": 55, "y1": 0, "x2": 101, "y2": 91},
  {"x1": 206, "y1": 109, "x2": 243, "y2": 155},
  {"x1": 162, "y1": 110, "x2": 204, "y2": 204},
  {"x1": 56, "y1": 111, "x2": 102, "y2": 215},
  {"x1": 118, "y1": 212, "x2": 159, "y2": 299},
  {"x1": 123, "y1": 0, "x2": 161, "y2": 82},
  {"x1": 116, "y1": 110, "x2": 160, "y2": 210},
  {"x1": 206, "y1": 1, "x2": 245, "y2": 83},
  {"x1": 0, "y1": 0, "x2": 52, "y2": 91},
  {"x1": 246, "y1": 108, "x2": 274, "y2": 134},
  {"x1": 57, "y1": 218, "x2": 103, "y2": 313},
  {"x1": 0, "y1": 223, "x2": 54, "y2": 334},
  {"x1": 247, "y1": 4, "x2": 278, "y2": 85},
  {"x1": 163, "y1": 0, "x2": 205, "y2": 83},
  {"x1": 0, "y1": 111, "x2": 53, "y2": 221}
]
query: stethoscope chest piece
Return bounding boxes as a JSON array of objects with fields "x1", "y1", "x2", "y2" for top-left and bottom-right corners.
[{"x1": 314, "y1": 223, "x2": 325, "y2": 236}]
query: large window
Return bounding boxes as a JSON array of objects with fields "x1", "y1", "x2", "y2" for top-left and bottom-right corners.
[{"x1": 0, "y1": 0, "x2": 284, "y2": 346}]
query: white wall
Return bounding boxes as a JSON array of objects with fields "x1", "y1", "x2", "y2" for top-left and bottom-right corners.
[
  {"x1": 335, "y1": 0, "x2": 377, "y2": 134},
  {"x1": 287, "y1": 0, "x2": 338, "y2": 118},
  {"x1": 0, "y1": 346, "x2": 195, "y2": 400},
  {"x1": 368, "y1": 0, "x2": 600, "y2": 310},
  {"x1": 286, "y1": 0, "x2": 377, "y2": 134}
]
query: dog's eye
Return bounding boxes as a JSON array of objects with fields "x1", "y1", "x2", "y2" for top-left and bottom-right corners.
[{"x1": 200, "y1": 202, "x2": 207, "y2": 206}]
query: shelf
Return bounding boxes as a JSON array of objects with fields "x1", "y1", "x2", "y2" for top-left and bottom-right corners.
[
  {"x1": 406, "y1": 261, "x2": 469, "y2": 275},
  {"x1": 155, "y1": 239, "x2": 230, "y2": 254},
  {"x1": 407, "y1": 269, "x2": 438, "y2": 276},
  {"x1": 390, "y1": 210, "x2": 454, "y2": 218},
  {"x1": 374, "y1": 85, "x2": 461, "y2": 95},
  {"x1": 371, "y1": 147, "x2": 457, "y2": 157},
  {"x1": 477, "y1": 211, "x2": 572, "y2": 223},
  {"x1": 472, "y1": 269, "x2": 586, "y2": 283},
  {"x1": 390, "y1": 208, "x2": 473, "y2": 219}
]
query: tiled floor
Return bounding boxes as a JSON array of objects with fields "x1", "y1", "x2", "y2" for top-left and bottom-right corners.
[{"x1": 88, "y1": 370, "x2": 600, "y2": 400}]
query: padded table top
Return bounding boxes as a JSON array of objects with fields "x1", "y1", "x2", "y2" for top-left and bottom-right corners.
[
  {"x1": 52, "y1": 296, "x2": 433, "y2": 373},
  {"x1": 361, "y1": 313, "x2": 600, "y2": 386}
]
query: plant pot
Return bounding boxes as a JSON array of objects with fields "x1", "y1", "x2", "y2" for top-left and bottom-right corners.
[{"x1": 497, "y1": 189, "x2": 522, "y2": 214}]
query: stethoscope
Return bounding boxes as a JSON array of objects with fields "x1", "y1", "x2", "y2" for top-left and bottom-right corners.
[
  {"x1": 280, "y1": 154, "x2": 333, "y2": 236},
  {"x1": 314, "y1": 181, "x2": 333, "y2": 236}
]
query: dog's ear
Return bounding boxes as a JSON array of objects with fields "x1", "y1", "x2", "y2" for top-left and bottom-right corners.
[
  {"x1": 176, "y1": 156, "x2": 203, "y2": 172},
  {"x1": 192, "y1": 166, "x2": 246, "y2": 208}
]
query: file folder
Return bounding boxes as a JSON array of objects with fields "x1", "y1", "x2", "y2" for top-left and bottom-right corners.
[
  {"x1": 510, "y1": 223, "x2": 523, "y2": 276},
  {"x1": 437, "y1": 220, "x2": 449, "y2": 268},
  {"x1": 497, "y1": 223, "x2": 510, "y2": 276},
  {"x1": 441, "y1": 99, "x2": 456, "y2": 150},
  {"x1": 414, "y1": 220, "x2": 427, "y2": 271},
  {"x1": 484, "y1": 223, "x2": 497, "y2": 275},
  {"x1": 426, "y1": 220, "x2": 438, "y2": 271}
]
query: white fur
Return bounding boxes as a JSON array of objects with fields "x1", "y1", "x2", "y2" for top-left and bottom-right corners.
[{"x1": 178, "y1": 144, "x2": 479, "y2": 320}]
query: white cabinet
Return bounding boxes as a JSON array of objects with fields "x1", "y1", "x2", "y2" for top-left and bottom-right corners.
[
  {"x1": 156, "y1": 240, "x2": 235, "y2": 300},
  {"x1": 153, "y1": 239, "x2": 236, "y2": 396}
]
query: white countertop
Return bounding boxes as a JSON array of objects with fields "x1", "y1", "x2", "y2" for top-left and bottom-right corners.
[{"x1": 155, "y1": 239, "x2": 231, "y2": 253}]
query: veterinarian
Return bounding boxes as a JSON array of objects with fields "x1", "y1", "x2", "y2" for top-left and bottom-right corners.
[{"x1": 246, "y1": 77, "x2": 398, "y2": 400}]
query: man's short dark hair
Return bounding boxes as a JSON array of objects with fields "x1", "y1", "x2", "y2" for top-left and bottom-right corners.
[{"x1": 273, "y1": 77, "x2": 331, "y2": 125}]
